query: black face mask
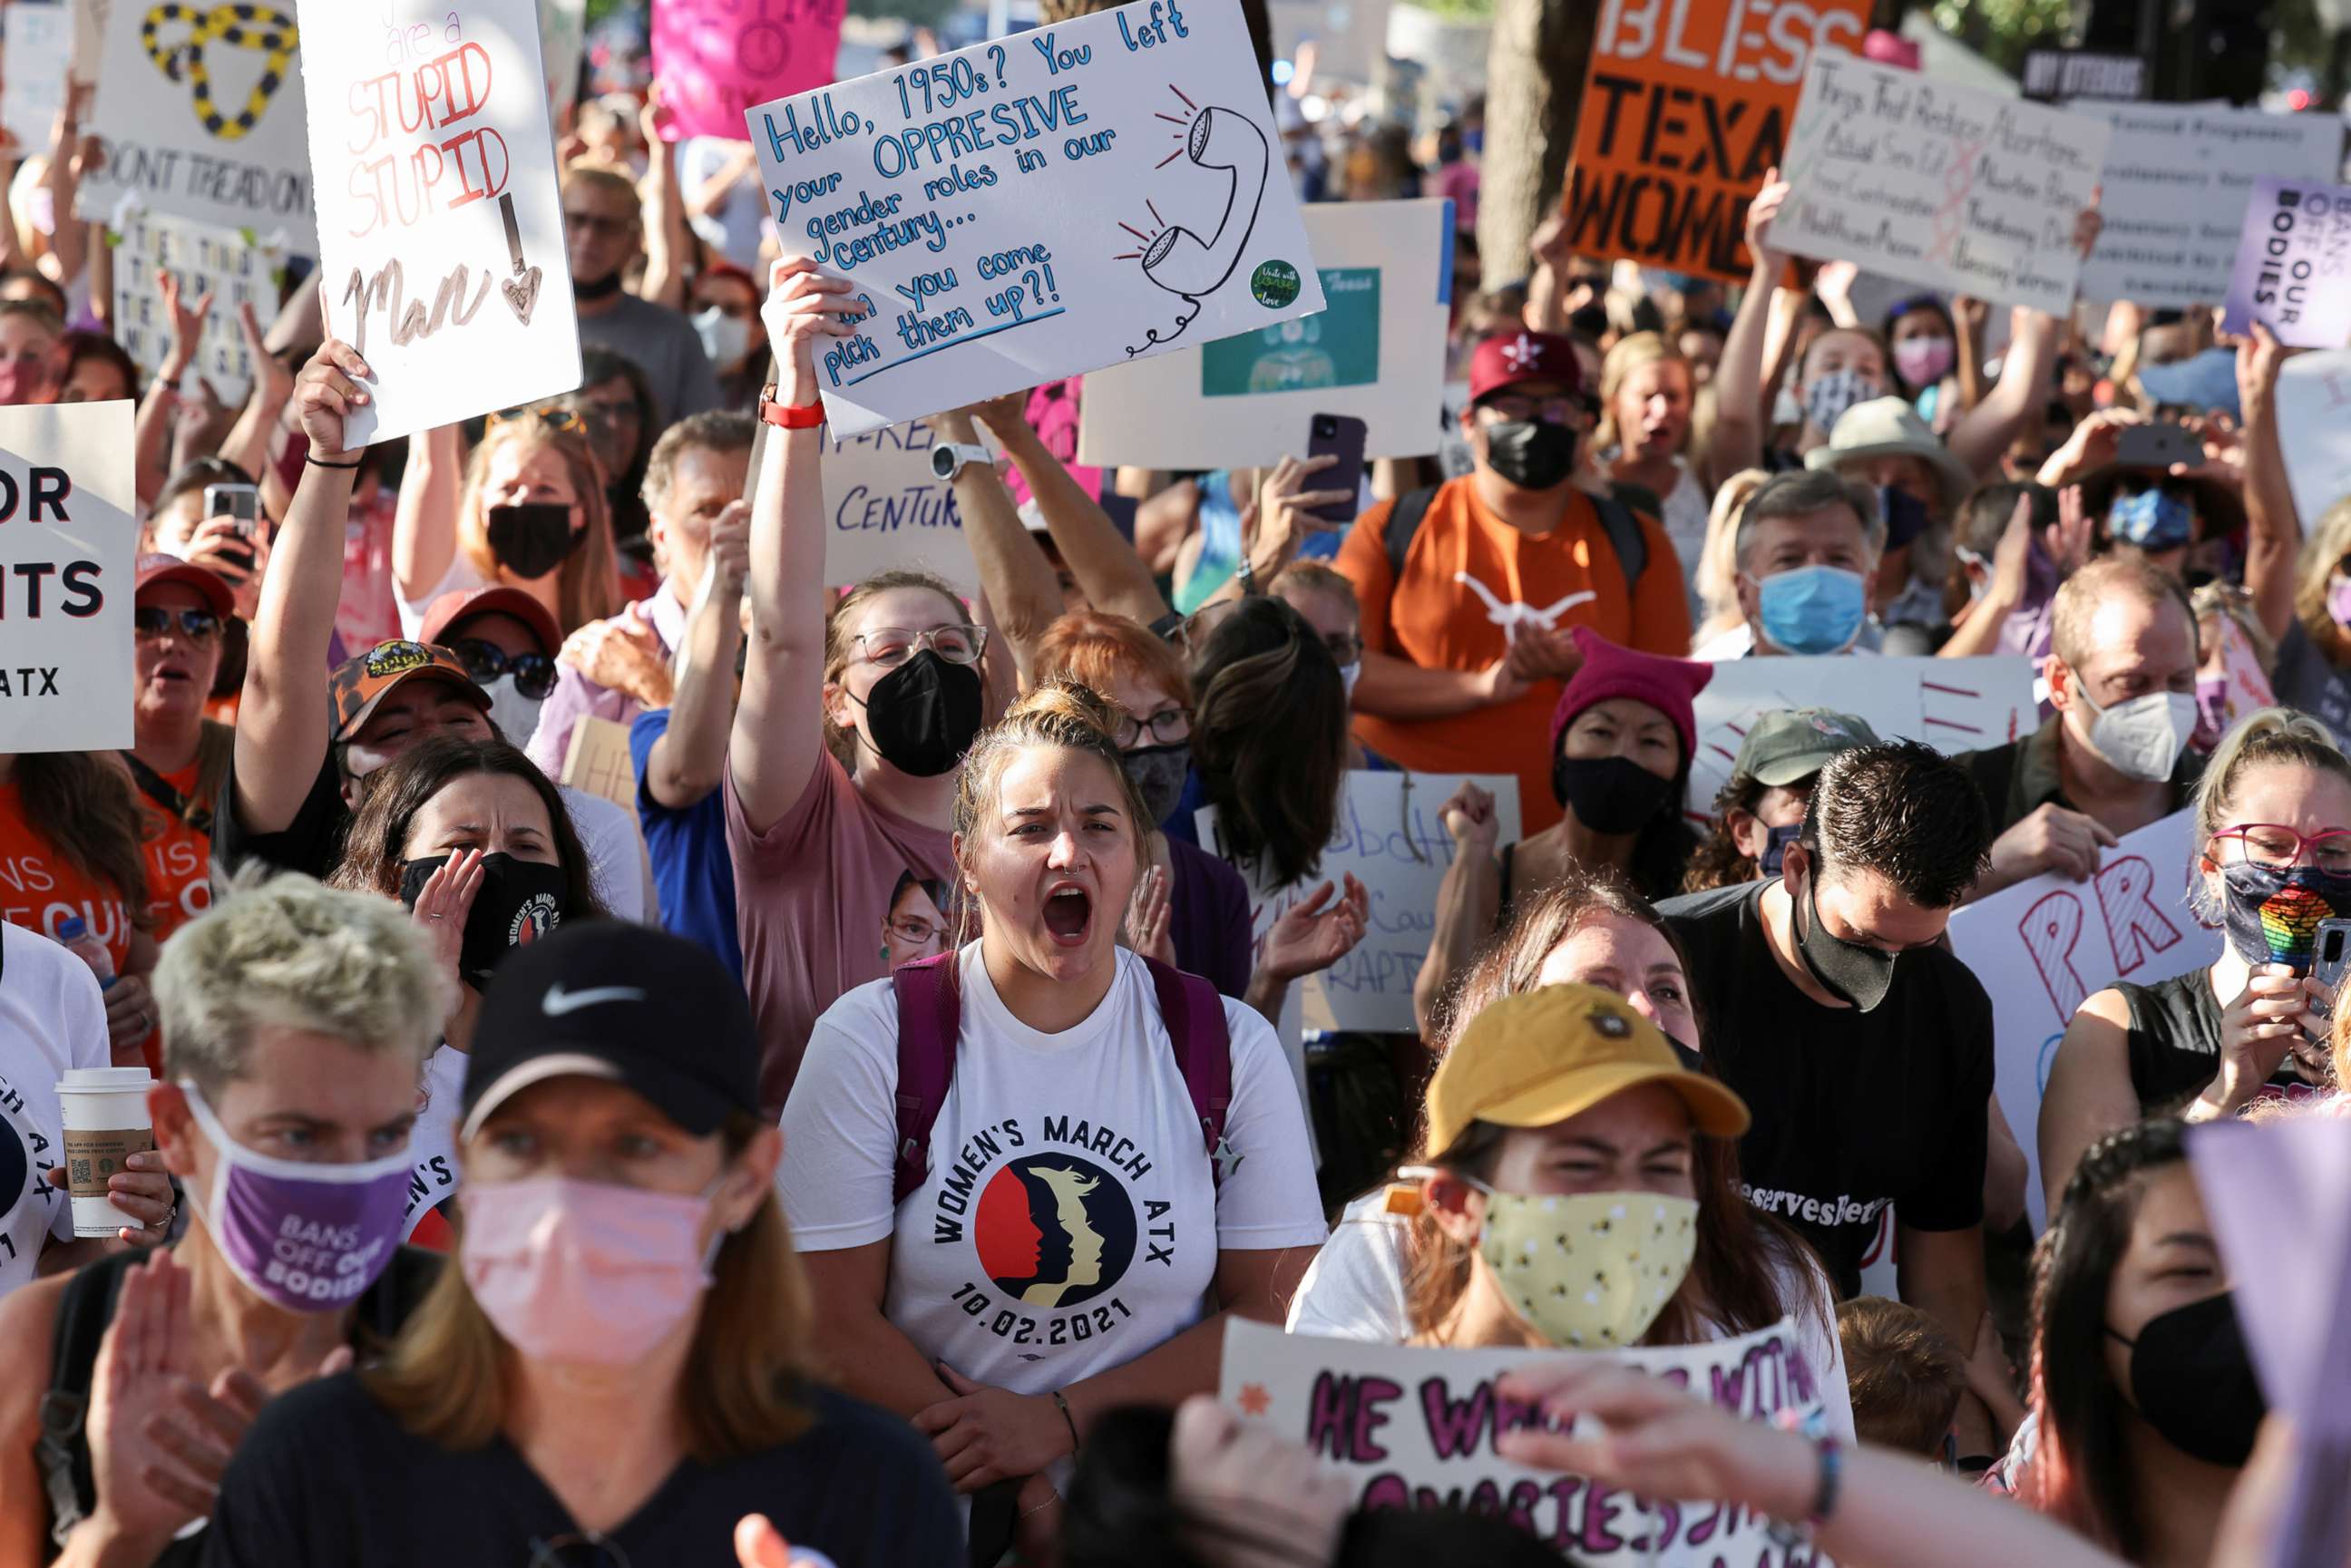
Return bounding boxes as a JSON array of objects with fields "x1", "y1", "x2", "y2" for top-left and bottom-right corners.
[
  {"x1": 2107, "y1": 1291, "x2": 2266, "y2": 1467},
  {"x1": 397, "y1": 852, "x2": 569, "y2": 991},
  {"x1": 1121, "y1": 743, "x2": 1191, "y2": 828},
  {"x1": 1482, "y1": 418, "x2": 1577, "y2": 491},
  {"x1": 851, "y1": 649, "x2": 983, "y2": 777},
  {"x1": 484, "y1": 503, "x2": 582, "y2": 580},
  {"x1": 1795, "y1": 868, "x2": 1899, "y2": 1013},
  {"x1": 572, "y1": 268, "x2": 625, "y2": 301},
  {"x1": 1551, "y1": 754, "x2": 1674, "y2": 835}
]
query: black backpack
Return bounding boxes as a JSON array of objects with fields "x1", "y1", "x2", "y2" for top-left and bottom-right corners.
[{"x1": 1381, "y1": 482, "x2": 1653, "y2": 592}]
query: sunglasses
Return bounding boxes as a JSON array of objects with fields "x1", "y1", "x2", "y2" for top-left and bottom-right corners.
[
  {"x1": 134, "y1": 607, "x2": 222, "y2": 641},
  {"x1": 485, "y1": 404, "x2": 587, "y2": 437},
  {"x1": 444, "y1": 638, "x2": 559, "y2": 700}
]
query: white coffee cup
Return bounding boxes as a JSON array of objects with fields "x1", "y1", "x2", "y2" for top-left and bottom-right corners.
[{"x1": 57, "y1": 1066, "x2": 157, "y2": 1238}]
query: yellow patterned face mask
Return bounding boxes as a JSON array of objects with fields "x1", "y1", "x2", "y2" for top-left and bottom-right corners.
[{"x1": 1470, "y1": 1186, "x2": 1698, "y2": 1349}]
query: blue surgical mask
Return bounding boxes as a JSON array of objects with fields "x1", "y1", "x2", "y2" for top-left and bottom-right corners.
[
  {"x1": 1755, "y1": 565, "x2": 1868, "y2": 655},
  {"x1": 2109, "y1": 488, "x2": 2194, "y2": 550}
]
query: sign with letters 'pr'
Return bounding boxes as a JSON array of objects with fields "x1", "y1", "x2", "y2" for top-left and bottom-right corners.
[
  {"x1": 743, "y1": 0, "x2": 1324, "y2": 438},
  {"x1": 0, "y1": 402, "x2": 136, "y2": 754},
  {"x1": 1222, "y1": 1319, "x2": 1830, "y2": 1567},
  {"x1": 1776, "y1": 49, "x2": 2107, "y2": 317},
  {"x1": 1561, "y1": 0, "x2": 1868, "y2": 284},
  {"x1": 296, "y1": 0, "x2": 582, "y2": 445}
]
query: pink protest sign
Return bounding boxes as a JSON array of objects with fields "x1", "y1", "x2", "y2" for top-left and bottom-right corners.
[{"x1": 651, "y1": 0, "x2": 847, "y2": 143}]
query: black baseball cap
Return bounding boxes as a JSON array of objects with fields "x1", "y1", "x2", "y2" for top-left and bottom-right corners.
[{"x1": 461, "y1": 923, "x2": 761, "y2": 1142}]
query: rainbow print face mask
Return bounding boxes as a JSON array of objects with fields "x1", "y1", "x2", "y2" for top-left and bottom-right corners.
[{"x1": 2219, "y1": 861, "x2": 2351, "y2": 974}]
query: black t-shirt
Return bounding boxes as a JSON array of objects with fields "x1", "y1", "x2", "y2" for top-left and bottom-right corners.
[
  {"x1": 1658, "y1": 881, "x2": 1994, "y2": 1297},
  {"x1": 2115, "y1": 970, "x2": 2315, "y2": 1112},
  {"x1": 198, "y1": 1373, "x2": 961, "y2": 1568},
  {"x1": 211, "y1": 748, "x2": 349, "y2": 882}
]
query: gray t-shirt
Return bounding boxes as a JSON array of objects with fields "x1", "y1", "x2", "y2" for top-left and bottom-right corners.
[
  {"x1": 576, "y1": 294, "x2": 723, "y2": 424},
  {"x1": 2271, "y1": 619, "x2": 2351, "y2": 752}
]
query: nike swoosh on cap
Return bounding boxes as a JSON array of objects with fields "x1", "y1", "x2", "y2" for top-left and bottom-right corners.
[{"x1": 541, "y1": 983, "x2": 648, "y2": 1017}]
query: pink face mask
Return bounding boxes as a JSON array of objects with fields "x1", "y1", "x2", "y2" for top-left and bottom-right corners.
[{"x1": 460, "y1": 1174, "x2": 721, "y2": 1365}]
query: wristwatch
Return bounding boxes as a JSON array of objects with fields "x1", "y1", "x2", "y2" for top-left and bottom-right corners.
[
  {"x1": 932, "y1": 442, "x2": 994, "y2": 481},
  {"x1": 756, "y1": 384, "x2": 825, "y2": 431}
]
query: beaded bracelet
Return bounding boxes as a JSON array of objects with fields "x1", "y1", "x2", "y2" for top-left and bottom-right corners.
[{"x1": 1764, "y1": 1406, "x2": 1843, "y2": 1546}]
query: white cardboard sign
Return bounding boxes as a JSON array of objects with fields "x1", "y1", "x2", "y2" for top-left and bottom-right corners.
[
  {"x1": 67, "y1": 0, "x2": 106, "y2": 87},
  {"x1": 1945, "y1": 810, "x2": 2219, "y2": 1229},
  {"x1": 0, "y1": 402, "x2": 137, "y2": 753},
  {"x1": 108, "y1": 211, "x2": 277, "y2": 404},
  {"x1": 1777, "y1": 49, "x2": 2106, "y2": 317},
  {"x1": 2078, "y1": 102, "x2": 2343, "y2": 309},
  {"x1": 297, "y1": 0, "x2": 582, "y2": 445},
  {"x1": 1222, "y1": 1319, "x2": 1830, "y2": 1566},
  {"x1": 83, "y1": 0, "x2": 316, "y2": 252},
  {"x1": 1687, "y1": 656, "x2": 2038, "y2": 817},
  {"x1": 2275, "y1": 349, "x2": 2351, "y2": 527},
  {"x1": 1075, "y1": 198, "x2": 1451, "y2": 469},
  {"x1": 5, "y1": 4, "x2": 71, "y2": 157},
  {"x1": 743, "y1": 0, "x2": 1326, "y2": 438},
  {"x1": 819, "y1": 420, "x2": 980, "y2": 592}
]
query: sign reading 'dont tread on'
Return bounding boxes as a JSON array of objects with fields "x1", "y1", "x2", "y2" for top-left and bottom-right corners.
[
  {"x1": 0, "y1": 402, "x2": 138, "y2": 754},
  {"x1": 742, "y1": 0, "x2": 1324, "y2": 439},
  {"x1": 1561, "y1": 0, "x2": 1869, "y2": 285}
]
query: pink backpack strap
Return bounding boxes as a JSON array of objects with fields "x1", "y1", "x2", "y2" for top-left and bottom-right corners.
[
  {"x1": 1144, "y1": 958, "x2": 1234, "y2": 1186},
  {"x1": 892, "y1": 953, "x2": 961, "y2": 1206}
]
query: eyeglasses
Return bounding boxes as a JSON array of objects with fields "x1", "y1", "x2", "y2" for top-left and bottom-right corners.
[
  {"x1": 485, "y1": 404, "x2": 586, "y2": 437},
  {"x1": 134, "y1": 607, "x2": 221, "y2": 641},
  {"x1": 561, "y1": 209, "x2": 635, "y2": 240},
  {"x1": 1322, "y1": 632, "x2": 1364, "y2": 665},
  {"x1": 2210, "y1": 824, "x2": 2351, "y2": 873},
  {"x1": 444, "y1": 638, "x2": 559, "y2": 700},
  {"x1": 849, "y1": 625, "x2": 987, "y2": 668},
  {"x1": 886, "y1": 914, "x2": 945, "y2": 945},
  {"x1": 527, "y1": 1533, "x2": 629, "y2": 1568},
  {"x1": 1115, "y1": 708, "x2": 1193, "y2": 749}
]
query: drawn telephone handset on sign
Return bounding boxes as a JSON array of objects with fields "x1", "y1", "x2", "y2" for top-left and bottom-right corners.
[
  {"x1": 140, "y1": 3, "x2": 298, "y2": 141},
  {"x1": 1118, "y1": 94, "x2": 1269, "y2": 356}
]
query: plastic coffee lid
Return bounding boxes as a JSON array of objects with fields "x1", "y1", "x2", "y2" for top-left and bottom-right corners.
[{"x1": 59, "y1": 1067, "x2": 156, "y2": 1089}]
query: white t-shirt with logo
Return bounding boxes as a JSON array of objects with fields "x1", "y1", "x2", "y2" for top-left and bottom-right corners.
[
  {"x1": 401, "y1": 1044, "x2": 467, "y2": 1242},
  {"x1": 0, "y1": 924, "x2": 111, "y2": 1295},
  {"x1": 782, "y1": 944, "x2": 1326, "y2": 1397}
]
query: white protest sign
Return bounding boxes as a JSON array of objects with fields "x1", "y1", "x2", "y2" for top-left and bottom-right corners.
[
  {"x1": 0, "y1": 402, "x2": 136, "y2": 753},
  {"x1": 2078, "y1": 103, "x2": 2342, "y2": 309},
  {"x1": 83, "y1": 0, "x2": 316, "y2": 252},
  {"x1": 108, "y1": 210, "x2": 278, "y2": 404},
  {"x1": 819, "y1": 420, "x2": 980, "y2": 592},
  {"x1": 2277, "y1": 350, "x2": 2351, "y2": 525},
  {"x1": 743, "y1": 0, "x2": 1326, "y2": 438},
  {"x1": 68, "y1": 0, "x2": 107, "y2": 87},
  {"x1": 1075, "y1": 197, "x2": 1450, "y2": 469},
  {"x1": 5, "y1": 4, "x2": 71, "y2": 156},
  {"x1": 1946, "y1": 810, "x2": 2218, "y2": 1230},
  {"x1": 1776, "y1": 49, "x2": 2107, "y2": 317},
  {"x1": 1223, "y1": 1319, "x2": 1831, "y2": 1565},
  {"x1": 1201, "y1": 770, "x2": 1522, "y2": 1037},
  {"x1": 539, "y1": 0, "x2": 585, "y2": 119},
  {"x1": 1687, "y1": 656, "x2": 2038, "y2": 817},
  {"x1": 296, "y1": 0, "x2": 582, "y2": 445}
]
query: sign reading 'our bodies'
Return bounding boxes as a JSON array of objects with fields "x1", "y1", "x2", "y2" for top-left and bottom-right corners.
[
  {"x1": 0, "y1": 402, "x2": 136, "y2": 754},
  {"x1": 296, "y1": 0, "x2": 581, "y2": 444},
  {"x1": 2224, "y1": 179, "x2": 2351, "y2": 351},
  {"x1": 1776, "y1": 49, "x2": 2106, "y2": 317},
  {"x1": 1562, "y1": 0, "x2": 1868, "y2": 284},
  {"x1": 743, "y1": 0, "x2": 1325, "y2": 438}
]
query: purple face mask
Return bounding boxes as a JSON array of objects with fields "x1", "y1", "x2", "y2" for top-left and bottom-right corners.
[{"x1": 179, "y1": 1084, "x2": 413, "y2": 1313}]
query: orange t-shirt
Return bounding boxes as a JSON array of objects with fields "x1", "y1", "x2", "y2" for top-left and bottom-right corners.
[
  {"x1": 1334, "y1": 478, "x2": 1693, "y2": 833},
  {"x1": 0, "y1": 781, "x2": 136, "y2": 971},
  {"x1": 138, "y1": 761, "x2": 214, "y2": 942}
]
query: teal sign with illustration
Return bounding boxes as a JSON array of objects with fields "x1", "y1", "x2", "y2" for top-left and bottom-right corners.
[{"x1": 1202, "y1": 268, "x2": 1380, "y2": 396}]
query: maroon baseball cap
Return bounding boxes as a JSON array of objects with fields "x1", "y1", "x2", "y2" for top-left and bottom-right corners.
[
  {"x1": 1468, "y1": 330, "x2": 1583, "y2": 405},
  {"x1": 134, "y1": 554, "x2": 233, "y2": 618},
  {"x1": 419, "y1": 587, "x2": 561, "y2": 657}
]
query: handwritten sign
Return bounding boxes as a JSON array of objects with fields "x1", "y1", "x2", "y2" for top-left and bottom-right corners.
[
  {"x1": 2275, "y1": 349, "x2": 2351, "y2": 524},
  {"x1": 82, "y1": 0, "x2": 316, "y2": 251},
  {"x1": 820, "y1": 419, "x2": 979, "y2": 591},
  {"x1": 296, "y1": 0, "x2": 581, "y2": 444},
  {"x1": 742, "y1": 0, "x2": 1324, "y2": 439},
  {"x1": 652, "y1": 0, "x2": 844, "y2": 143},
  {"x1": 5, "y1": 4, "x2": 72, "y2": 156},
  {"x1": 0, "y1": 402, "x2": 136, "y2": 753},
  {"x1": 1076, "y1": 198, "x2": 1451, "y2": 469},
  {"x1": 2223, "y1": 178, "x2": 2351, "y2": 350},
  {"x1": 109, "y1": 211, "x2": 277, "y2": 404},
  {"x1": 1687, "y1": 655, "x2": 2036, "y2": 817},
  {"x1": 1222, "y1": 1319, "x2": 1830, "y2": 1566},
  {"x1": 1561, "y1": 0, "x2": 1868, "y2": 284},
  {"x1": 2079, "y1": 104, "x2": 2342, "y2": 309},
  {"x1": 1946, "y1": 810, "x2": 2217, "y2": 1230},
  {"x1": 2210, "y1": 614, "x2": 2278, "y2": 734},
  {"x1": 560, "y1": 715, "x2": 636, "y2": 809},
  {"x1": 540, "y1": 0, "x2": 585, "y2": 119},
  {"x1": 1776, "y1": 49, "x2": 2106, "y2": 317}
]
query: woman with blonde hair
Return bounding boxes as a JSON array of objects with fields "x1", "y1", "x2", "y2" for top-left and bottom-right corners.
[
  {"x1": 195, "y1": 920, "x2": 960, "y2": 1563},
  {"x1": 1595, "y1": 332, "x2": 1710, "y2": 606},
  {"x1": 782, "y1": 678, "x2": 1325, "y2": 1562},
  {"x1": 1692, "y1": 468, "x2": 1770, "y2": 650},
  {"x1": 392, "y1": 409, "x2": 621, "y2": 639},
  {"x1": 2037, "y1": 708, "x2": 2351, "y2": 1213}
]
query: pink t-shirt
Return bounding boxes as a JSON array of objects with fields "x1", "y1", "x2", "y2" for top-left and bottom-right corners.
[{"x1": 728, "y1": 750, "x2": 956, "y2": 1115}]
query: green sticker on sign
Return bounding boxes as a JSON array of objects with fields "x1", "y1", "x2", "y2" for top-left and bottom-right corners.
[
  {"x1": 1249, "y1": 260, "x2": 1303, "y2": 308},
  {"x1": 1205, "y1": 268, "x2": 1380, "y2": 397}
]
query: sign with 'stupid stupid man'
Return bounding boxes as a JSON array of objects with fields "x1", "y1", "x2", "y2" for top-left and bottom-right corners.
[{"x1": 742, "y1": 0, "x2": 1324, "y2": 438}]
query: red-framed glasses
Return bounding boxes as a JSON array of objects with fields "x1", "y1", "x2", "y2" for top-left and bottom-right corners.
[{"x1": 2209, "y1": 824, "x2": 2351, "y2": 872}]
